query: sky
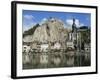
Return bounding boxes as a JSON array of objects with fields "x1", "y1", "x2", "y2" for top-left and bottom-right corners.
[{"x1": 22, "y1": 10, "x2": 91, "y2": 31}]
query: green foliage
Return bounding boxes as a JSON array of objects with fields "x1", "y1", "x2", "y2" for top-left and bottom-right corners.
[
  {"x1": 23, "y1": 24, "x2": 39, "y2": 37},
  {"x1": 79, "y1": 26, "x2": 89, "y2": 29},
  {"x1": 81, "y1": 29, "x2": 90, "y2": 43}
]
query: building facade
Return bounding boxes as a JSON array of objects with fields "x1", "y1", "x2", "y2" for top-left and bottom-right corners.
[{"x1": 67, "y1": 19, "x2": 81, "y2": 50}]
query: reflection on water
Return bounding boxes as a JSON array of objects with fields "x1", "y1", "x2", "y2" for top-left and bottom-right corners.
[{"x1": 23, "y1": 51, "x2": 90, "y2": 69}]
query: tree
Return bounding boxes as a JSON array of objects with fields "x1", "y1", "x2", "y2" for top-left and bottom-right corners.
[{"x1": 23, "y1": 24, "x2": 39, "y2": 37}]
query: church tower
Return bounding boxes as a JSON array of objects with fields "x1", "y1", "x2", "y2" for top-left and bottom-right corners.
[
  {"x1": 72, "y1": 18, "x2": 77, "y2": 33},
  {"x1": 72, "y1": 18, "x2": 77, "y2": 49}
]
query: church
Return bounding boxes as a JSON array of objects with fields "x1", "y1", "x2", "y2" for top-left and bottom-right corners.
[{"x1": 67, "y1": 19, "x2": 81, "y2": 50}]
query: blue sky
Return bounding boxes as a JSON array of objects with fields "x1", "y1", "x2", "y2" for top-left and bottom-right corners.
[{"x1": 22, "y1": 10, "x2": 91, "y2": 31}]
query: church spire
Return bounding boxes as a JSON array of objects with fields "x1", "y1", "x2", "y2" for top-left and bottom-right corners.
[
  {"x1": 73, "y1": 18, "x2": 75, "y2": 24},
  {"x1": 72, "y1": 18, "x2": 77, "y2": 32}
]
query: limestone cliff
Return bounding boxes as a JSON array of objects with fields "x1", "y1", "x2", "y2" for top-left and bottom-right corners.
[{"x1": 23, "y1": 18, "x2": 68, "y2": 43}]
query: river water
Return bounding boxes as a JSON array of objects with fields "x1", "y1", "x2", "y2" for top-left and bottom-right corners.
[{"x1": 23, "y1": 51, "x2": 90, "y2": 69}]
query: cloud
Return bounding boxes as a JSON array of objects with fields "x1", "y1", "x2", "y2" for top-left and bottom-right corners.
[
  {"x1": 66, "y1": 19, "x2": 84, "y2": 28},
  {"x1": 42, "y1": 18, "x2": 47, "y2": 21},
  {"x1": 66, "y1": 19, "x2": 73, "y2": 26},
  {"x1": 39, "y1": 18, "x2": 47, "y2": 25},
  {"x1": 24, "y1": 15, "x2": 34, "y2": 20},
  {"x1": 23, "y1": 14, "x2": 36, "y2": 32},
  {"x1": 80, "y1": 23, "x2": 84, "y2": 27}
]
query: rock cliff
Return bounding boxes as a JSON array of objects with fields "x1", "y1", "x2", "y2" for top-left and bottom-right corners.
[{"x1": 23, "y1": 17, "x2": 68, "y2": 43}]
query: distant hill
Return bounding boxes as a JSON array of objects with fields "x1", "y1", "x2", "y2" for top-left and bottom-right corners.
[{"x1": 79, "y1": 26, "x2": 89, "y2": 29}]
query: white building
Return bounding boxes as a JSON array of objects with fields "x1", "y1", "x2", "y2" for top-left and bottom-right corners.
[
  {"x1": 54, "y1": 42, "x2": 61, "y2": 49},
  {"x1": 23, "y1": 45, "x2": 30, "y2": 53},
  {"x1": 40, "y1": 43, "x2": 49, "y2": 52},
  {"x1": 66, "y1": 41, "x2": 74, "y2": 49},
  {"x1": 69, "y1": 32, "x2": 80, "y2": 41}
]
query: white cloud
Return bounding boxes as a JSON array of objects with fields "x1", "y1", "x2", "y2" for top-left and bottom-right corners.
[
  {"x1": 42, "y1": 18, "x2": 47, "y2": 21},
  {"x1": 24, "y1": 15, "x2": 34, "y2": 20},
  {"x1": 66, "y1": 19, "x2": 73, "y2": 26},
  {"x1": 75, "y1": 19, "x2": 80, "y2": 27},
  {"x1": 23, "y1": 15, "x2": 36, "y2": 32},
  {"x1": 66, "y1": 19, "x2": 84, "y2": 28},
  {"x1": 40, "y1": 18, "x2": 47, "y2": 25},
  {"x1": 80, "y1": 23, "x2": 84, "y2": 27}
]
